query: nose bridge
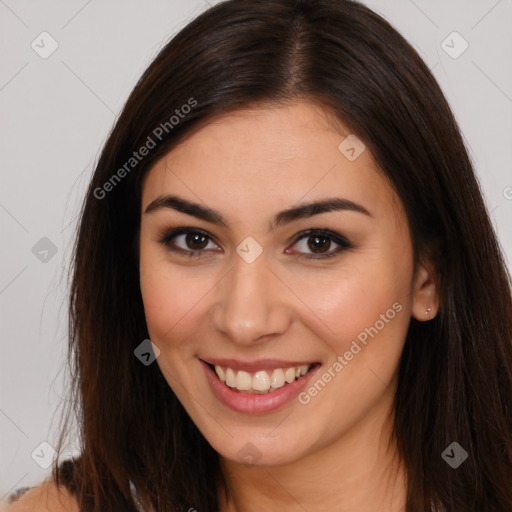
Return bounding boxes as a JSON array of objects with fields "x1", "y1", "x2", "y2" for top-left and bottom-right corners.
[{"x1": 211, "y1": 250, "x2": 291, "y2": 345}]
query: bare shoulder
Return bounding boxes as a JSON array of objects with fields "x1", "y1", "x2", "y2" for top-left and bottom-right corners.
[{"x1": 1, "y1": 478, "x2": 79, "y2": 512}]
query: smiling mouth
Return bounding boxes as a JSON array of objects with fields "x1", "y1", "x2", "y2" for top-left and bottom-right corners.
[{"x1": 206, "y1": 362, "x2": 321, "y2": 394}]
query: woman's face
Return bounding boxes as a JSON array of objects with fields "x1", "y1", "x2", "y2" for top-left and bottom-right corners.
[{"x1": 139, "y1": 101, "x2": 434, "y2": 466}]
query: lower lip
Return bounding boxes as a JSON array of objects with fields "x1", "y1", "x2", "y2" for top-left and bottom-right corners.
[{"x1": 201, "y1": 360, "x2": 320, "y2": 414}]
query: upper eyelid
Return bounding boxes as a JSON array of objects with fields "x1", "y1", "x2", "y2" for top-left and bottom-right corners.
[
  {"x1": 160, "y1": 227, "x2": 220, "y2": 245},
  {"x1": 160, "y1": 227, "x2": 350, "y2": 252}
]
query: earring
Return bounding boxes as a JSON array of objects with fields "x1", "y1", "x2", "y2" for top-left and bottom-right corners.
[{"x1": 426, "y1": 307, "x2": 432, "y2": 320}]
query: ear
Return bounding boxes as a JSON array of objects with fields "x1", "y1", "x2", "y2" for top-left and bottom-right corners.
[{"x1": 411, "y1": 263, "x2": 439, "y2": 321}]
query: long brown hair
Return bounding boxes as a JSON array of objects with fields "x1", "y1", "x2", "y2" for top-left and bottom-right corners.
[{"x1": 52, "y1": 0, "x2": 512, "y2": 510}]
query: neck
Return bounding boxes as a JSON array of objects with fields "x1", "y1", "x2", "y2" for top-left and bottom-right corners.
[{"x1": 217, "y1": 399, "x2": 406, "y2": 512}]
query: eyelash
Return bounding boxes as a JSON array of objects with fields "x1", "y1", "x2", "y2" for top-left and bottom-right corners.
[{"x1": 157, "y1": 227, "x2": 353, "y2": 260}]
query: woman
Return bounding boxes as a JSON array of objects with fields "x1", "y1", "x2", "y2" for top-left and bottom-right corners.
[{"x1": 6, "y1": 0, "x2": 512, "y2": 510}]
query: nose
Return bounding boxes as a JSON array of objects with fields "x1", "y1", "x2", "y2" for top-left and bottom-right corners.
[{"x1": 210, "y1": 251, "x2": 292, "y2": 347}]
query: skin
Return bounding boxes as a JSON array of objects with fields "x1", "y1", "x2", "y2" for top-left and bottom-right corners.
[
  {"x1": 139, "y1": 101, "x2": 438, "y2": 512},
  {"x1": 2, "y1": 478, "x2": 79, "y2": 511}
]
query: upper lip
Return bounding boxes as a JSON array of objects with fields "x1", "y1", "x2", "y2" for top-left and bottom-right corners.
[{"x1": 201, "y1": 358, "x2": 319, "y2": 372}]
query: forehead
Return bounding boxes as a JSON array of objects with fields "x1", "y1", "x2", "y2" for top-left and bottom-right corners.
[{"x1": 141, "y1": 101, "x2": 402, "y2": 224}]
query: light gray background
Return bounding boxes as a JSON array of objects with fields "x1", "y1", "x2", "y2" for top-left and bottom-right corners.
[{"x1": 1, "y1": 0, "x2": 511, "y2": 499}]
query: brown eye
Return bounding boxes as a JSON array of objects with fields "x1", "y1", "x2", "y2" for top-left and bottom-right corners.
[
  {"x1": 158, "y1": 227, "x2": 352, "y2": 261},
  {"x1": 185, "y1": 233, "x2": 209, "y2": 250},
  {"x1": 158, "y1": 228, "x2": 219, "y2": 257},
  {"x1": 290, "y1": 229, "x2": 353, "y2": 260},
  {"x1": 307, "y1": 235, "x2": 331, "y2": 254}
]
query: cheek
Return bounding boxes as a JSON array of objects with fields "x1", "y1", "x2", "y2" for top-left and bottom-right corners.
[
  {"x1": 289, "y1": 247, "x2": 413, "y2": 357},
  {"x1": 139, "y1": 243, "x2": 211, "y2": 347},
  {"x1": 140, "y1": 271, "x2": 208, "y2": 344}
]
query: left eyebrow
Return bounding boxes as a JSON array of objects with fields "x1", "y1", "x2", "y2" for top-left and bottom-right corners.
[{"x1": 144, "y1": 194, "x2": 373, "y2": 232}]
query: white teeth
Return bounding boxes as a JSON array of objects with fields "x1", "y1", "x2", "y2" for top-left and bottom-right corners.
[
  {"x1": 235, "y1": 370, "x2": 252, "y2": 391},
  {"x1": 270, "y1": 368, "x2": 285, "y2": 388},
  {"x1": 212, "y1": 363, "x2": 313, "y2": 393},
  {"x1": 215, "y1": 365, "x2": 225, "y2": 381},
  {"x1": 252, "y1": 371, "x2": 270, "y2": 392},
  {"x1": 225, "y1": 368, "x2": 236, "y2": 388},
  {"x1": 284, "y1": 367, "x2": 296, "y2": 383}
]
